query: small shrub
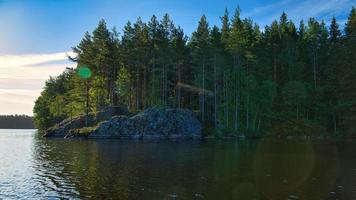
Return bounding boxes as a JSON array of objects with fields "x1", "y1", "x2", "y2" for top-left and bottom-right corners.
[{"x1": 72, "y1": 126, "x2": 97, "y2": 137}]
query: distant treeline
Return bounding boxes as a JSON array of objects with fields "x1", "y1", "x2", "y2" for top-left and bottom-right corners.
[{"x1": 0, "y1": 115, "x2": 35, "y2": 129}]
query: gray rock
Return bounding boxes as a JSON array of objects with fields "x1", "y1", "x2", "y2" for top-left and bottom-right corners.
[
  {"x1": 43, "y1": 106, "x2": 128, "y2": 138},
  {"x1": 89, "y1": 107, "x2": 202, "y2": 140}
]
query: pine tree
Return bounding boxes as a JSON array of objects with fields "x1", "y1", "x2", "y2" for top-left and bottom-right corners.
[
  {"x1": 171, "y1": 26, "x2": 188, "y2": 108},
  {"x1": 210, "y1": 26, "x2": 222, "y2": 128},
  {"x1": 329, "y1": 17, "x2": 341, "y2": 43},
  {"x1": 190, "y1": 15, "x2": 210, "y2": 121}
]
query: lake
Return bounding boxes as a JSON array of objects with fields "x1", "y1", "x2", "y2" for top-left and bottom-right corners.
[{"x1": 0, "y1": 129, "x2": 356, "y2": 199}]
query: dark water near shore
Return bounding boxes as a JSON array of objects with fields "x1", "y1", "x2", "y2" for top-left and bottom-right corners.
[{"x1": 1, "y1": 129, "x2": 356, "y2": 199}]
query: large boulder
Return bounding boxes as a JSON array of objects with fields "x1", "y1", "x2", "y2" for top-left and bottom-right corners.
[
  {"x1": 43, "y1": 106, "x2": 129, "y2": 137},
  {"x1": 89, "y1": 108, "x2": 202, "y2": 139}
]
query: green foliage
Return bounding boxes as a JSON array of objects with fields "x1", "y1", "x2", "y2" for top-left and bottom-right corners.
[
  {"x1": 269, "y1": 118, "x2": 328, "y2": 137},
  {"x1": 116, "y1": 67, "x2": 132, "y2": 106},
  {"x1": 33, "y1": 8, "x2": 356, "y2": 138},
  {"x1": 72, "y1": 127, "x2": 97, "y2": 137}
]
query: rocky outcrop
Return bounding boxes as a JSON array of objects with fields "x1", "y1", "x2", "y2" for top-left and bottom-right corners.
[
  {"x1": 89, "y1": 108, "x2": 202, "y2": 139},
  {"x1": 44, "y1": 107, "x2": 202, "y2": 140},
  {"x1": 43, "y1": 106, "x2": 129, "y2": 137}
]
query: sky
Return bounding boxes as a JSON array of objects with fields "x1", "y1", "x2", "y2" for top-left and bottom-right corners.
[{"x1": 0, "y1": 0, "x2": 354, "y2": 116}]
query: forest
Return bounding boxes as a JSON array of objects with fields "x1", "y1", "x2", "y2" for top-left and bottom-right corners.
[
  {"x1": 0, "y1": 115, "x2": 35, "y2": 129},
  {"x1": 33, "y1": 7, "x2": 356, "y2": 137}
]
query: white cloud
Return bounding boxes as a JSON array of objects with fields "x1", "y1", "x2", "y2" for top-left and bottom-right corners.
[
  {"x1": 0, "y1": 89, "x2": 41, "y2": 116},
  {"x1": 0, "y1": 63, "x2": 72, "y2": 79},
  {"x1": 0, "y1": 52, "x2": 76, "y2": 115}
]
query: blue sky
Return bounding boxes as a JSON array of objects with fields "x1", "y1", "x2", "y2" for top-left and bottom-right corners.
[
  {"x1": 0, "y1": 0, "x2": 354, "y2": 115},
  {"x1": 0, "y1": 0, "x2": 354, "y2": 54}
]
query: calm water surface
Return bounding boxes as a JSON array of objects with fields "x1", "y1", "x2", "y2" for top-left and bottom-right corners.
[{"x1": 1, "y1": 129, "x2": 356, "y2": 200}]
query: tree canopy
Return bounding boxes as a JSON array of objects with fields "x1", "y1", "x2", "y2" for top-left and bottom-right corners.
[{"x1": 34, "y1": 7, "x2": 356, "y2": 137}]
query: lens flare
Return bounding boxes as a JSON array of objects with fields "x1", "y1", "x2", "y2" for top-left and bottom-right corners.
[{"x1": 77, "y1": 66, "x2": 92, "y2": 79}]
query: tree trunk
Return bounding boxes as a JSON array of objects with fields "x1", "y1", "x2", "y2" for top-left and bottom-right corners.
[
  {"x1": 313, "y1": 51, "x2": 317, "y2": 89},
  {"x1": 151, "y1": 58, "x2": 156, "y2": 106},
  {"x1": 214, "y1": 54, "x2": 217, "y2": 128},
  {"x1": 246, "y1": 61, "x2": 249, "y2": 131},
  {"x1": 202, "y1": 60, "x2": 205, "y2": 121},
  {"x1": 234, "y1": 55, "x2": 239, "y2": 131},
  {"x1": 333, "y1": 113, "x2": 337, "y2": 134},
  {"x1": 273, "y1": 52, "x2": 277, "y2": 82},
  {"x1": 85, "y1": 79, "x2": 89, "y2": 127},
  {"x1": 253, "y1": 108, "x2": 258, "y2": 131},
  {"x1": 246, "y1": 95, "x2": 249, "y2": 130},
  {"x1": 177, "y1": 63, "x2": 181, "y2": 108},
  {"x1": 112, "y1": 64, "x2": 118, "y2": 106},
  {"x1": 136, "y1": 64, "x2": 140, "y2": 111},
  {"x1": 165, "y1": 63, "x2": 168, "y2": 107},
  {"x1": 143, "y1": 65, "x2": 147, "y2": 109},
  {"x1": 224, "y1": 71, "x2": 229, "y2": 128},
  {"x1": 161, "y1": 64, "x2": 166, "y2": 106}
]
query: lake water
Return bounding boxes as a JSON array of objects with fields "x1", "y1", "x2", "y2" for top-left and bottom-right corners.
[{"x1": 1, "y1": 129, "x2": 356, "y2": 200}]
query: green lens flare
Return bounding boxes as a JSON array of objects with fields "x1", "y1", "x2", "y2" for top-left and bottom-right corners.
[{"x1": 77, "y1": 67, "x2": 92, "y2": 79}]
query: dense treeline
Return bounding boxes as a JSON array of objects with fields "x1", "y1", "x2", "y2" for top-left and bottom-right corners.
[
  {"x1": 0, "y1": 115, "x2": 35, "y2": 129},
  {"x1": 34, "y1": 7, "x2": 356, "y2": 137}
]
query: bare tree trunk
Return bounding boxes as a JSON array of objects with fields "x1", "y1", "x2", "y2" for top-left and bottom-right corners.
[
  {"x1": 224, "y1": 72, "x2": 228, "y2": 128},
  {"x1": 253, "y1": 108, "x2": 258, "y2": 131},
  {"x1": 214, "y1": 54, "x2": 217, "y2": 128},
  {"x1": 162, "y1": 63, "x2": 168, "y2": 107},
  {"x1": 234, "y1": 55, "x2": 239, "y2": 131},
  {"x1": 151, "y1": 58, "x2": 156, "y2": 106},
  {"x1": 246, "y1": 95, "x2": 249, "y2": 130},
  {"x1": 177, "y1": 63, "x2": 181, "y2": 108},
  {"x1": 85, "y1": 79, "x2": 89, "y2": 127},
  {"x1": 202, "y1": 60, "x2": 205, "y2": 121},
  {"x1": 165, "y1": 64, "x2": 168, "y2": 107},
  {"x1": 313, "y1": 52, "x2": 317, "y2": 89},
  {"x1": 246, "y1": 61, "x2": 249, "y2": 131},
  {"x1": 334, "y1": 114, "x2": 337, "y2": 134},
  {"x1": 112, "y1": 64, "x2": 118, "y2": 106},
  {"x1": 143, "y1": 65, "x2": 147, "y2": 109},
  {"x1": 161, "y1": 64, "x2": 166, "y2": 106},
  {"x1": 136, "y1": 64, "x2": 139, "y2": 111},
  {"x1": 273, "y1": 52, "x2": 277, "y2": 82}
]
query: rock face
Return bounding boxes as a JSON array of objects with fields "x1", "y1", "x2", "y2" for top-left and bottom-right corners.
[
  {"x1": 43, "y1": 106, "x2": 129, "y2": 138},
  {"x1": 44, "y1": 107, "x2": 202, "y2": 140},
  {"x1": 89, "y1": 108, "x2": 202, "y2": 139}
]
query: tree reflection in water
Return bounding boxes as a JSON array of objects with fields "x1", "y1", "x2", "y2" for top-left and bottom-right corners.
[{"x1": 32, "y1": 136, "x2": 356, "y2": 200}]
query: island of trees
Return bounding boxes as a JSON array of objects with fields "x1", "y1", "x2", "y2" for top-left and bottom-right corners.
[
  {"x1": 0, "y1": 115, "x2": 35, "y2": 129},
  {"x1": 34, "y1": 7, "x2": 356, "y2": 137}
]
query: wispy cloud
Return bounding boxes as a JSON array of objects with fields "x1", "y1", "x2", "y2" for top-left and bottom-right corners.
[
  {"x1": 242, "y1": 0, "x2": 353, "y2": 27},
  {"x1": 0, "y1": 52, "x2": 75, "y2": 68},
  {"x1": 289, "y1": 0, "x2": 354, "y2": 22},
  {"x1": 242, "y1": 0, "x2": 295, "y2": 18},
  {"x1": 0, "y1": 52, "x2": 75, "y2": 115}
]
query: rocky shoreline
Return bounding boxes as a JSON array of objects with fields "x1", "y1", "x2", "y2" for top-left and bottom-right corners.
[{"x1": 44, "y1": 107, "x2": 202, "y2": 140}]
